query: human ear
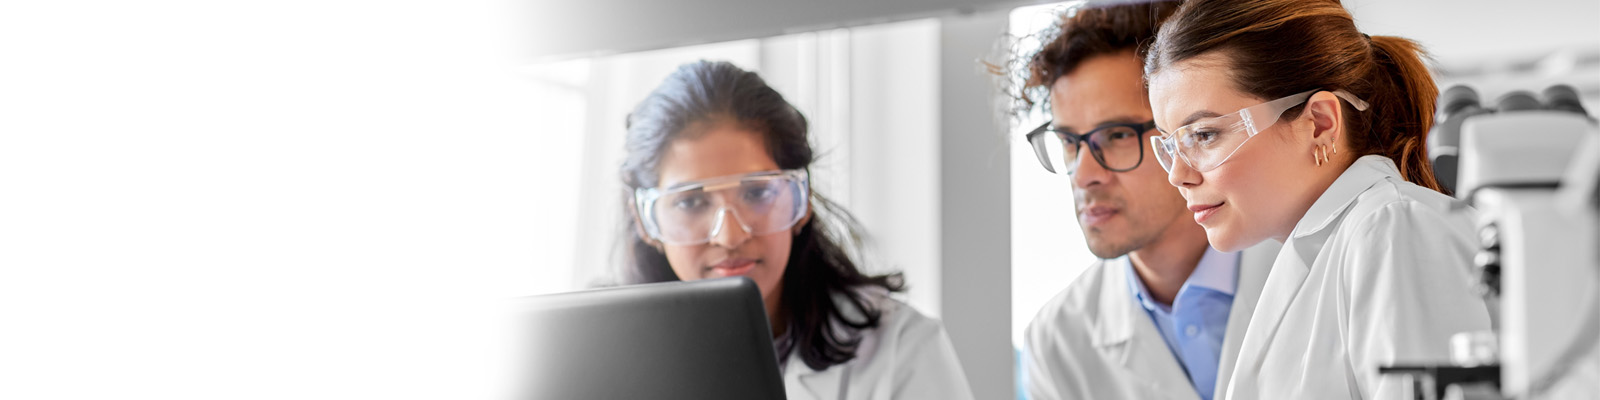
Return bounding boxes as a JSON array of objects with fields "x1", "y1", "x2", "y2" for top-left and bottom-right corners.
[
  {"x1": 791, "y1": 203, "x2": 812, "y2": 236},
  {"x1": 1303, "y1": 91, "x2": 1345, "y2": 146},
  {"x1": 628, "y1": 198, "x2": 665, "y2": 251},
  {"x1": 1302, "y1": 91, "x2": 1347, "y2": 165}
]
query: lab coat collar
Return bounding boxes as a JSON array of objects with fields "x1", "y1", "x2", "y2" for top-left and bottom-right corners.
[
  {"x1": 781, "y1": 288, "x2": 885, "y2": 400},
  {"x1": 1094, "y1": 256, "x2": 1204, "y2": 400},
  {"x1": 784, "y1": 350, "x2": 847, "y2": 400},
  {"x1": 1093, "y1": 256, "x2": 1138, "y2": 346},
  {"x1": 1227, "y1": 157, "x2": 1400, "y2": 396},
  {"x1": 1290, "y1": 155, "x2": 1402, "y2": 239}
]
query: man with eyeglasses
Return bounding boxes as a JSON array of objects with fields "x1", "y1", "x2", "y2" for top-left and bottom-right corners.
[{"x1": 1006, "y1": 2, "x2": 1279, "y2": 400}]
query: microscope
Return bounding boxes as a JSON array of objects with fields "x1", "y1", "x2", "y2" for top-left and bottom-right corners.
[{"x1": 1379, "y1": 84, "x2": 1600, "y2": 400}]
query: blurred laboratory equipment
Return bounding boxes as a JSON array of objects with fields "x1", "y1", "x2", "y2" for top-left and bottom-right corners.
[{"x1": 1383, "y1": 84, "x2": 1600, "y2": 400}]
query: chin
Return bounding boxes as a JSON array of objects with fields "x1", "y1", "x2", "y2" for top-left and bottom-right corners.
[
  {"x1": 1083, "y1": 237, "x2": 1135, "y2": 259},
  {"x1": 1202, "y1": 226, "x2": 1249, "y2": 253}
]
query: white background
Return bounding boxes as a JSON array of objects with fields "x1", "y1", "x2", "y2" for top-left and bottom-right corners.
[{"x1": 3, "y1": 1, "x2": 543, "y2": 398}]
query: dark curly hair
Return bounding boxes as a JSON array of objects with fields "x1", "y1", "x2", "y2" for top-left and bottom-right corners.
[
  {"x1": 991, "y1": 0, "x2": 1179, "y2": 118},
  {"x1": 618, "y1": 60, "x2": 905, "y2": 372}
]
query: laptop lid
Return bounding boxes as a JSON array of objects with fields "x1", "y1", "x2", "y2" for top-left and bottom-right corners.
[{"x1": 509, "y1": 277, "x2": 786, "y2": 399}]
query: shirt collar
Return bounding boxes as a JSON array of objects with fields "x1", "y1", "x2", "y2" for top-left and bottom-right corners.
[
  {"x1": 1122, "y1": 246, "x2": 1241, "y2": 311},
  {"x1": 1121, "y1": 256, "x2": 1165, "y2": 312},
  {"x1": 1291, "y1": 155, "x2": 1404, "y2": 239}
]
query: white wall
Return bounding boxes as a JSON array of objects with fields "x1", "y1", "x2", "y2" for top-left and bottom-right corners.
[
  {"x1": 1348, "y1": 0, "x2": 1600, "y2": 109},
  {"x1": 938, "y1": 11, "x2": 1018, "y2": 400},
  {"x1": 1346, "y1": 0, "x2": 1600, "y2": 62}
]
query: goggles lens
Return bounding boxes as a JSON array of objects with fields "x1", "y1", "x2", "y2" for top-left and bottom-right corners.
[
  {"x1": 1151, "y1": 89, "x2": 1369, "y2": 173},
  {"x1": 636, "y1": 169, "x2": 809, "y2": 246}
]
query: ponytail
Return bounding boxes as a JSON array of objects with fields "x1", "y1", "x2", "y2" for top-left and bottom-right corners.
[
  {"x1": 1145, "y1": 0, "x2": 1450, "y2": 195},
  {"x1": 1367, "y1": 35, "x2": 1446, "y2": 194}
]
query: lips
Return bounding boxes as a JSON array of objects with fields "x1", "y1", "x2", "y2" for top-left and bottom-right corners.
[
  {"x1": 1079, "y1": 205, "x2": 1119, "y2": 227},
  {"x1": 1188, "y1": 202, "x2": 1223, "y2": 225},
  {"x1": 706, "y1": 258, "x2": 757, "y2": 278}
]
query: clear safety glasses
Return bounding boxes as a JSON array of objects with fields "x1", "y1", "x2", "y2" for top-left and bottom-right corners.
[
  {"x1": 1150, "y1": 89, "x2": 1369, "y2": 173},
  {"x1": 634, "y1": 169, "x2": 810, "y2": 246}
]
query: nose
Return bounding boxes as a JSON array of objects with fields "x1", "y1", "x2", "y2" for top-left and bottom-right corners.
[
  {"x1": 1072, "y1": 143, "x2": 1111, "y2": 189},
  {"x1": 708, "y1": 207, "x2": 751, "y2": 249},
  {"x1": 1167, "y1": 152, "x2": 1203, "y2": 188}
]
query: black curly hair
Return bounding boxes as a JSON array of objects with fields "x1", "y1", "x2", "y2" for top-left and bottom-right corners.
[{"x1": 991, "y1": 0, "x2": 1180, "y2": 118}]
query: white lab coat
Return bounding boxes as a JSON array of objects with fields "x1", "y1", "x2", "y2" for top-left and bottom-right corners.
[
  {"x1": 1224, "y1": 155, "x2": 1494, "y2": 400},
  {"x1": 1024, "y1": 241, "x2": 1281, "y2": 400},
  {"x1": 780, "y1": 289, "x2": 974, "y2": 400}
]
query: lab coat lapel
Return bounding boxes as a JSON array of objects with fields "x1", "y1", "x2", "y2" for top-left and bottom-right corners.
[
  {"x1": 1094, "y1": 259, "x2": 1203, "y2": 400},
  {"x1": 1213, "y1": 240, "x2": 1279, "y2": 400},
  {"x1": 1229, "y1": 237, "x2": 1314, "y2": 390},
  {"x1": 1228, "y1": 156, "x2": 1400, "y2": 398},
  {"x1": 784, "y1": 351, "x2": 846, "y2": 400}
]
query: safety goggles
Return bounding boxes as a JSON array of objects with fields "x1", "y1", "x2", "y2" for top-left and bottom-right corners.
[
  {"x1": 1151, "y1": 89, "x2": 1369, "y2": 173},
  {"x1": 634, "y1": 169, "x2": 810, "y2": 246},
  {"x1": 1025, "y1": 120, "x2": 1157, "y2": 174}
]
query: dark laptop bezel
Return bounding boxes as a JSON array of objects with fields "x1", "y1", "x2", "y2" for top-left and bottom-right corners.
[{"x1": 510, "y1": 277, "x2": 786, "y2": 399}]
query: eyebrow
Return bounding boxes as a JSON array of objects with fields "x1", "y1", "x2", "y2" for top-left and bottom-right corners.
[
  {"x1": 1156, "y1": 110, "x2": 1225, "y2": 134},
  {"x1": 660, "y1": 170, "x2": 781, "y2": 191},
  {"x1": 1053, "y1": 115, "x2": 1148, "y2": 133},
  {"x1": 659, "y1": 175, "x2": 704, "y2": 191},
  {"x1": 1179, "y1": 111, "x2": 1224, "y2": 127},
  {"x1": 661, "y1": 181, "x2": 696, "y2": 191}
]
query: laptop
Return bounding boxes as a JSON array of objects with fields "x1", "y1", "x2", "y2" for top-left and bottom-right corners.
[{"x1": 508, "y1": 277, "x2": 787, "y2": 399}]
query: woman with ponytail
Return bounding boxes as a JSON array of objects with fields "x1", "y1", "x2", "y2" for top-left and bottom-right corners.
[{"x1": 1140, "y1": 0, "x2": 1492, "y2": 398}]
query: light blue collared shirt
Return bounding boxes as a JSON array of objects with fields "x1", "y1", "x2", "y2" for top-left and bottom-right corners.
[{"x1": 1123, "y1": 247, "x2": 1240, "y2": 400}]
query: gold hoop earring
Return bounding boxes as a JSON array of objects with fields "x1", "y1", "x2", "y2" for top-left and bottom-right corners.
[{"x1": 1314, "y1": 145, "x2": 1324, "y2": 166}]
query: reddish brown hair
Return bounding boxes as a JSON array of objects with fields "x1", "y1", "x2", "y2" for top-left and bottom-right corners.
[{"x1": 1144, "y1": 0, "x2": 1446, "y2": 193}]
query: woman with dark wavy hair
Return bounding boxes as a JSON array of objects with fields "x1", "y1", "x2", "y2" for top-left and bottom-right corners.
[{"x1": 619, "y1": 60, "x2": 973, "y2": 400}]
